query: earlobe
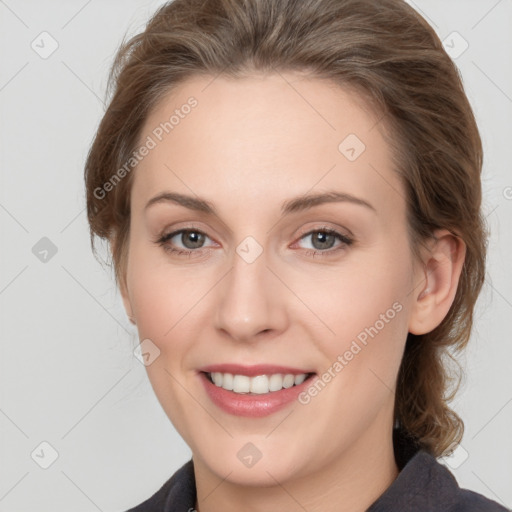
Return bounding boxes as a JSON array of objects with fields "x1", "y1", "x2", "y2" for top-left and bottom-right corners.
[{"x1": 408, "y1": 229, "x2": 466, "y2": 335}]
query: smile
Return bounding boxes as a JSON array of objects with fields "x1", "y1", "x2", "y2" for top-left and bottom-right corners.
[
  {"x1": 197, "y1": 364, "x2": 317, "y2": 417},
  {"x1": 205, "y1": 371, "x2": 314, "y2": 394}
]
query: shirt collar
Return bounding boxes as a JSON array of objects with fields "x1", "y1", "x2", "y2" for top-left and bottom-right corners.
[{"x1": 367, "y1": 426, "x2": 462, "y2": 511}]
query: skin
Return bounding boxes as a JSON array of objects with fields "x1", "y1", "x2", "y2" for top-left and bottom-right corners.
[{"x1": 118, "y1": 72, "x2": 466, "y2": 512}]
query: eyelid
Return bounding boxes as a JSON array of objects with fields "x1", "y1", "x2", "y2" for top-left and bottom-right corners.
[
  {"x1": 158, "y1": 225, "x2": 217, "y2": 246},
  {"x1": 293, "y1": 224, "x2": 353, "y2": 243},
  {"x1": 296, "y1": 222, "x2": 354, "y2": 239},
  {"x1": 298, "y1": 224, "x2": 348, "y2": 236}
]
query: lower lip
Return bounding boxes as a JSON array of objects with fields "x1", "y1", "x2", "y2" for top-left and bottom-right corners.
[{"x1": 199, "y1": 372, "x2": 316, "y2": 417}]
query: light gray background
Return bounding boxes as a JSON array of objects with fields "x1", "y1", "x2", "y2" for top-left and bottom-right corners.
[{"x1": 0, "y1": 0, "x2": 511, "y2": 510}]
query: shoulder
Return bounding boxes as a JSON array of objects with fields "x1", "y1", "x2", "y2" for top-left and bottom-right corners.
[
  {"x1": 124, "y1": 459, "x2": 196, "y2": 512},
  {"x1": 450, "y1": 487, "x2": 510, "y2": 512},
  {"x1": 368, "y1": 450, "x2": 509, "y2": 511},
  {"x1": 423, "y1": 453, "x2": 509, "y2": 512}
]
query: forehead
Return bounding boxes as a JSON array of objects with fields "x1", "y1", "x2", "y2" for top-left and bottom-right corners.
[{"x1": 131, "y1": 72, "x2": 402, "y2": 217}]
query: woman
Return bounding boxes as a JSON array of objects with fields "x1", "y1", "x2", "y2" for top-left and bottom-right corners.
[{"x1": 84, "y1": 0, "x2": 508, "y2": 510}]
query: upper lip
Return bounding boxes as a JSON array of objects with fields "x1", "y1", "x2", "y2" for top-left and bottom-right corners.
[{"x1": 198, "y1": 364, "x2": 315, "y2": 377}]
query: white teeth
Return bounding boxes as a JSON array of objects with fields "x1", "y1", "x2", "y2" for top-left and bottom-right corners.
[
  {"x1": 208, "y1": 372, "x2": 310, "y2": 394},
  {"x1": 250, "y1": 375, "x2": 269, "y2": 394},
  {"x1": 232, "y1": 374, "x2": 250, "y2": 393},
  {"x1": 222, "y1": 372, "x2": 234, "y2": 390},
  {"x1": 269, "y1": 373, "x2": 283, "y2": 392},
  {"x1": 294, "y1": 374, "x2": 306, "y2": 385},
  {"x1": 283, "y1": 374, "x2": 295, "y2": 388},
  {"x1": 212, "y1": 372, "x2": 223, "y2": 387}
]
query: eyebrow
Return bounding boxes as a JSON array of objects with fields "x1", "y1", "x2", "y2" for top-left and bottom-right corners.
[{"x1": 144, "y1": 190, "x2": 376, "y2": 216}]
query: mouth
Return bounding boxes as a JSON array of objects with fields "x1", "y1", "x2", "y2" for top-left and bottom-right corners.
[
  {"x1": 202, "y1": 371, "x2": 316, "y2": 395},
  {"x1": 197, "y1": 364, "x2": 318, "y2": 417}
]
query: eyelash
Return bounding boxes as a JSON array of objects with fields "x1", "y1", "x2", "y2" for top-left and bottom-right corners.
[{"x1": 153, "y1": 225, "x2": 354, "y2": 259}]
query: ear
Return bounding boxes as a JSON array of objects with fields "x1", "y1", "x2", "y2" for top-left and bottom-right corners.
[{"x1": 408, "y1": 229, "x2": 466, "y2": 335}]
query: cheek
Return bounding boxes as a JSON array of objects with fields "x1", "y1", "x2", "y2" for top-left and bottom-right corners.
[
  {"x1": 127, "y1": 218, "x2": 208, "y2": 294},
  {"x1": 313, "y1": 249, "x2": 410, "y2": 335},
  {"x1": 309, "y1": 243, "x2": 413, "y2": 380},
  {"x1": 125, "y1": 244, "x2": 204, "y2": 435},
  {"x1": 126, "y1": 241, "x2": 196, "y2": 345}
]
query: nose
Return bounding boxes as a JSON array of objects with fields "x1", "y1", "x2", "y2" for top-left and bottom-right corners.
[{"x1": 214, "y1": 245, "x2": 289, "y2": 343}]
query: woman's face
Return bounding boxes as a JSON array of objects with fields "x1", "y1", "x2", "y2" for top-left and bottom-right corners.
[{"x1": 121, "y1": 72, "x2": 424, "y2": 485}]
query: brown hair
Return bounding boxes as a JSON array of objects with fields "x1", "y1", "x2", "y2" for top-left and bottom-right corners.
[{"x1": 84, "y1": 0, "x2": 486, "y2": 457}]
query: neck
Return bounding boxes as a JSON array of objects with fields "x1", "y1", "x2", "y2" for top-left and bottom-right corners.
[{"x1": 193, "y1": 419, "x2": 399, "y2": 512}]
